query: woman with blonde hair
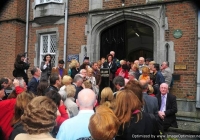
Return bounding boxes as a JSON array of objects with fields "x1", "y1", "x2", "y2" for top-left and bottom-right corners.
[
  {"x1": 59, "y1": 75, "x2": 72, "y2": 100},
  {"x1": 86, "y1": 68, "x2": 98, "y2": 95},
  {"x1": 89, "y1": 105, "x2": 120, "y2": 140},
  {"x1": 77, "y1": 105, "x2": 120, "y2": 140},
  {"x1": 149, "y1": 61, "x2": 156, "y2": 74},
  {"x1": 64, "y1": 85, "x2": 79, "y2": 117},
  {"x1": 14, "y1": 96, "x2": 57, "y2": 140},
  {"x1": 129, "y1": 63, "x2": 140, "y2": 80},
  {"x1": 70, "y1": 59, "x2": 80, "y2": 79},
  {"x1": 138, "y1": 66, "x2": 150, "y2": 83},
  {"x1": 100, "y1": 87, "x2": 114, "y2": 109},
  {"x1": 114, "y1": 89, "x2": 157, "y2": 140}
]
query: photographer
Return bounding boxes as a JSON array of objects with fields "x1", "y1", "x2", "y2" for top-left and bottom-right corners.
[
  {"x1": 40, "y1": 54, "x2": 53, "y2": 81},
  {"x1": 13, "y1": 53, "x2": 30, "y2": 85}
]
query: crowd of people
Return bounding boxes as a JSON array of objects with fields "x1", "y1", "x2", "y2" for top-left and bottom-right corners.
[{"x1": 0, "y1": 51, "x2": 178, "y2": 140}]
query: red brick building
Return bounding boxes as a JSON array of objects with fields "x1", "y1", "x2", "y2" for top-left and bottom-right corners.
[{"x1": 0, "y1": 0, "x2": 200, "y2": 120}]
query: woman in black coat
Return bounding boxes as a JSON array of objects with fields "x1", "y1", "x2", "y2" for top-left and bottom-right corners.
[
  {"x1": 40, "y1": 54, "x2": 53, "y2": 81},
  {"x1": 103, "y1": 54, "x2": 117, "y2": 90},
  {"x1": 13, "y1": 53, "x2": 30, "y2": 85}
]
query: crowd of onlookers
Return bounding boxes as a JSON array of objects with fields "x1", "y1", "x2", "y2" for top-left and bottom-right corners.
[{"x1": 0, "y1": 51, "x2": 177, "y2": 140}]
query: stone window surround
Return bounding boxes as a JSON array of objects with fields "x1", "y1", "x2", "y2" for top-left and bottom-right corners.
[{"x1": 35, "y1": 28, "x2": 59, "y2": 67}]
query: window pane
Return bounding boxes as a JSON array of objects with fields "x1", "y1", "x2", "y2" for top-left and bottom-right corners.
[
  {"x1": 42, "y1": 35, "x2": 48, "y2": 53},
  {"x1": 50, "y1": 34, "x2": 56, "y2": 53}
]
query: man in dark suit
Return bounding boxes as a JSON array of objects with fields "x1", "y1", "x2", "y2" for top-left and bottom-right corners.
[
  {"x1": 51, "y1": 59, "x2": 68, "y2": 78},
  {"x1": 72, "y1": 74, "x2": 84, "y2": 101},
  {"x1": 113, "y1": 76, "x2": 125, "y2": 98},
  {"x1": 152, "y1": 63, "x2": 165, "y2": 95},
  {"x1": 45, "y1": 73, "x2": 62, "y2": 94},
  {"x1": 28, "y1": 67, "x2": 41, "y2": 95},
  {"x1": 156, "y1": 83, "x2": 178, "y2": 131},
  {"x1": 140, "y1": 80, "x2": 158, "y2": 115}
]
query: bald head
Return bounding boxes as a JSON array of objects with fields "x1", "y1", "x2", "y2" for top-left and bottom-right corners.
[
  {"x1": 110, "y1": 51, "x2": 115, "y2": 57},
  {"x1": 77, "y1": 88, "x2": 97, "y2": 110}
]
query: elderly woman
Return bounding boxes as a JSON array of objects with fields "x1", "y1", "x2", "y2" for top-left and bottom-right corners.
[
  {"x1": 14, "y1": 96, "x2": 57, "y2": 140},
  {"x1": 70, "y1": 59, "x2": 80, "y2": 79},
  {"x1": 64, "y1": 85, "x2": 79, "y2": 118}
]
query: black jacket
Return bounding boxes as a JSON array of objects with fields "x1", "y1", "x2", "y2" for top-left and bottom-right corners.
[
  {"x1": 116, "y1": 112, "x2": 158, "y2": 140},
  {"x1": 14, "y1": 61, "x2": 30, "y2": 84},
  {"x1": 156, "y1": 93, "x2": 178, "y2": 130},
  {"x1": 9, "y1": 122, "x2": 26, "y2": 140},
  {"x1": 44, "y1": 85, "x2": 59, "y2": 94},
  {"x1": 28, "y1": 77, "x2": 39, "y2": 95}
]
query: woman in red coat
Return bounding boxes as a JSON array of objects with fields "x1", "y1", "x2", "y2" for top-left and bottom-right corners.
[{"x1": 0, "y1": 78, "x2": 25, "y2": 140}]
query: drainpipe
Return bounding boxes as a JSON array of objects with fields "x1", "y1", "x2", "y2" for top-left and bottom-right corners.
[
  {"x1": 196, "y1": 10, "x2": 200, "y2": 108},
  {"x1": 63, "y1": 0, "x2": 69, "y2": 68},
  {"x1": 25, "y1": 0, "x2": 30, "y2": 56}
]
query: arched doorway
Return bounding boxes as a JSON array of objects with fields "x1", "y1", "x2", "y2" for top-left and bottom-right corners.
[{"x1": 100, "y1": 20, "x2": 154, "y2": 62}]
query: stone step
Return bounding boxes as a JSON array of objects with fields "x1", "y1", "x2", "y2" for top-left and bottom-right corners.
[{"x1": 165, "y1": 120, "x2": 200, "y2": 140}]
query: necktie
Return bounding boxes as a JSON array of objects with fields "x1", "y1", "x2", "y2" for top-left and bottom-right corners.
[{"x1": 160, "y1": 95, "x2": 166, "y2": 111}]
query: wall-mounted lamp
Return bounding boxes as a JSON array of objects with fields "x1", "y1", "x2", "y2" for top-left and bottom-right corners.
[
  {"x1": 135, "y1": 33, "x2": 140, "y2": 37},
  {"x1": 121, "y1": 0, "x2": 125, "y2": 6}
]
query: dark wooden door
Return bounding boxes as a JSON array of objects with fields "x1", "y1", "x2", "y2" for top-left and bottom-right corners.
[{"x1": 100, "y1": 21, "x2": 126, "y2": 60}]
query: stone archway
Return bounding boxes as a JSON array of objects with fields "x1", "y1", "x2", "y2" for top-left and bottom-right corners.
[
  {"x1": 86, "y1": 7, "x2": 163, "y2": 62},
  {"x1": 100, "y1": 20, "x2": 154, "y2": 61}
]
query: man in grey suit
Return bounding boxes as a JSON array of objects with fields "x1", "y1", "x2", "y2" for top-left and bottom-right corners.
[
  {"x1": 161, "y1": 61, "x2": 172, "y2": 87},
  {"x1": 140, "y1": 80, "x2": 158, "y2": 115}
]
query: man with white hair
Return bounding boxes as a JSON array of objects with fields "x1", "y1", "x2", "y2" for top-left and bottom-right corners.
[
  {"x1": 138, "y1": 57, "x2": 146, "y2": 74},
  {"x1": 160, "y1": 61, "x2": 172, "y2": 87},
  {"x1": 156, "y1": 83, "x2": 178, "y2": 131},
  {"x1": 79, "y1": 69, "x2": 87, "y2": 81},
  {"x1": 57, "y1": 89, "x2": 97, "y2": 140}
]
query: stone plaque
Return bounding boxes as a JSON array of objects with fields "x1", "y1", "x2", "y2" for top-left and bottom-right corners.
[{"x1": 174, "y1": 64, "x2": 187, "y2": 70}]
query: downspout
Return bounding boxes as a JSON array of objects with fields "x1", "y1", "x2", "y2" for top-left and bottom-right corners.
[
  {"x1": 63, "y1": 0, "x2": 69, "y2": 68},
  {"x1": 25, "y1": 0, "x2": 30, "y2": 56},
  {"x1": 196, "y1": 10, "x2": 200, "y2": 108}
]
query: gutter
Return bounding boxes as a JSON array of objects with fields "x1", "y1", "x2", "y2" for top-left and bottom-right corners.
[
  {"x1": 63, "y1": 0, "x2": 69, "y2": 68},
  {"x1": 25, "y1": 0, "x2": 30, "y2": 56},
  {"x1": 196, "y1": 10, "x2": 200, "y2": 108}
]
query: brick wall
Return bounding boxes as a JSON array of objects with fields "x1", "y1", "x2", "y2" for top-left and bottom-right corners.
[
  {"x1": 0, "y1": 0, "x2": 17, "y2": 21},
  {"x1": 0, "y1": 0, "x2": 26, "y2": 78},
  {"x1": 165, "y1": 1, "x2": 197, "y2": 98}
]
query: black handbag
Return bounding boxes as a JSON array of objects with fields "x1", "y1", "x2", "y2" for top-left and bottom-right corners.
[{"x1": 12, "y1": 69, "x2": 17, "y2": 77}]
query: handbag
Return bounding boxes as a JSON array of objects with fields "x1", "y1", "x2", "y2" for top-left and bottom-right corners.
[{"x1": 12, "y1": 69, "x2": 17, "y2": 77}]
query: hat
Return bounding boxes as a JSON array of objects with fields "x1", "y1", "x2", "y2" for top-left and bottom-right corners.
[{"x1": 84, "y1": 57, "x2": 89, "y2": 60}]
